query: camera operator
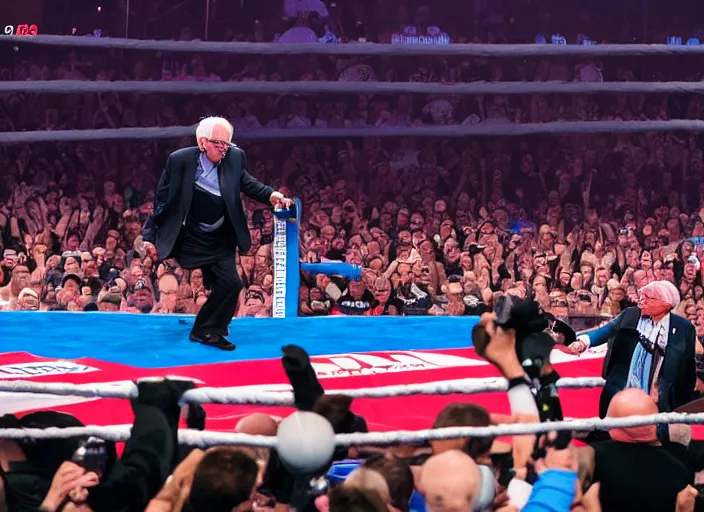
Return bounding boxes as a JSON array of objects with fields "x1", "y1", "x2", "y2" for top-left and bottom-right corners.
[
  {"x1": 0, "y1": 411, "x2": 88, "y2": 512},
  {"x1": 31, "y1": 379, "x2": 195, "y2": 512},
  {"x1": 473, "y1": 306, "x2": 581, "y2": 510},
  {"x1": 85, "y1": 379, "x2": 196, "y2": 511}
]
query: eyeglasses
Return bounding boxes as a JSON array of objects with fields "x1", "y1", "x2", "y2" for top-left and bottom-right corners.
[{"x1": 207, "y1": 139, "x2": 230, "y2": 149}]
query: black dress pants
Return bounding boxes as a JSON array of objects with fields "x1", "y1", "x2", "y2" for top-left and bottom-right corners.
[
  {"x1": 173, "y1": 221, "x2": 243, "y2": 337},
  {"x1": 191, "y1": 256, "x2": 243, "y2": 336}
]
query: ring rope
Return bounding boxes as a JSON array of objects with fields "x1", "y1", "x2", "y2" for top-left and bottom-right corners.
[
  {"x1": 0, "y1": 377, "x2": 607, "y2": 405},
  {"x1": 1, "y1": 412, "x2": 702, "y2": 446},
  {"x1": 4, "y1": 36, "x2": 704, "y2": 57},
  {"x1": 4, "y1": 80, "x2": 704, "y2": 96},
  {"x1": 3, "y1": 120, "x2": 704, "y2": 145}
]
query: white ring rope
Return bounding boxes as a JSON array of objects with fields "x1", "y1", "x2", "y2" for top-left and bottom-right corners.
[
  {"x1": 3, "y1": 80, "x2": 704, "y2": 96},
  {"x1": 4, "y1": 36, "x2": 704, "y2": 57},
  {"x1": 1, "y1": 412, "x2": 702, "y2": 446},
  {"x1": 0, "y1": 377, "x2": 606, "y2": 405},
  {"x1": 3, "y1": 120, "x2": 704, "y2": 145}
]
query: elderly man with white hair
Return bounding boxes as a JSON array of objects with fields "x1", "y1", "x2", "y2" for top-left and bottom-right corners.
[
  {"x1": 569, "y1": 280, "x2": 697, "y2": 426},
  {"x1": 142, "y1": 117, "x2": 292, "y2": 351}
]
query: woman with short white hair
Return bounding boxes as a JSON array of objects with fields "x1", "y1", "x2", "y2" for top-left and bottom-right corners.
[{"x1": 569, "y1": 280, "x2": 696, "y2": 424}]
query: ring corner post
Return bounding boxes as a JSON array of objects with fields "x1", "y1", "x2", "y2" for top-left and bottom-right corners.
[{"x1": 272, "y1": 198, "x2": 302, "y2": 319}]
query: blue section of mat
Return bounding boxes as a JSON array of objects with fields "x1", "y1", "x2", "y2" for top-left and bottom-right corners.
[{"x1": 0, "y1": 312, "x2": 478, "y2": 368}]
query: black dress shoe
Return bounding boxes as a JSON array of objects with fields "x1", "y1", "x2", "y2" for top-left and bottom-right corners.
[{"x1": 189, "y1": 333, "x2": 236, "y2": 351}]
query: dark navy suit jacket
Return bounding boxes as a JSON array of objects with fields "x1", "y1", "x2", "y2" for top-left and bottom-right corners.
[
  {"x1": 584, "y1": 306, "x2": 697, "y2": 416},
  {"x1": 142, "y1": 146, "x2": 273, "y2": 259}
]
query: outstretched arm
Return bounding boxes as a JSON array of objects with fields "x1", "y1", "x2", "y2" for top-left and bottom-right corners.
[
  {"x1": 569, "y1": 311, "x2": 625, "y2": 354},
  {"x1": 579, "y1": 318, "x2": 617, "y2": 349}
]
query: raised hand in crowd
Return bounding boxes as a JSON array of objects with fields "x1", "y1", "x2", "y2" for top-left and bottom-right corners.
[
  {"x1": 39, "y1": 462, "x2": 100, "y2": 512},
  {"x1": 474, "y1": 312, "x2": 524, "y2": 380}
]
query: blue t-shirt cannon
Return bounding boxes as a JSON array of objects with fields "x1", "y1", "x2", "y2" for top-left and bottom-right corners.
[{"x1": 273, "y1": 199, "x2": 361, "y2": 318}]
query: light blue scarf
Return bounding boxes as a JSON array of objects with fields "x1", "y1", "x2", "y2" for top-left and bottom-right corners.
[
  {"x1": 627, "y1": 323, "x2": 664, "y2": 393},
  {"x1": 627, "y1": 342, "x2": 653, "y2": 392}
]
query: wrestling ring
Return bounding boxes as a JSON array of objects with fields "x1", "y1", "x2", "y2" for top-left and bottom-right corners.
[{"x1": 2, "y1": 35, "x2": 704, "y2": 447}]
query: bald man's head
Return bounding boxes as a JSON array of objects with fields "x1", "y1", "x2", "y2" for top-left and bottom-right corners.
[
  {"x1": 235, "y1": 413, "x2": 278, "y2": 469},
  {"x1": 419, "y1": 450, "x2": 480, "y2": 512},
  {"x1": 235, "y1": 413, "x2": 278, "y2": 436},
  {"x1": 607, "y1": 388, "x2": 658, "y2": 443}
]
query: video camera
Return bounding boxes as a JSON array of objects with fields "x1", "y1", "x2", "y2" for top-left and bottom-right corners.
[
  {"x1": 473, "y1": 295, "x2": 555, "y2": 380},
  {"x1": 472, "y1": 295, "x2": 565, "y2": 424},
  {"x1": 72, "y1": 436, "x2": 108, "y2": 476},
  {"x1": 472, "y1": 296, "x2": 573, "y2": 485}
]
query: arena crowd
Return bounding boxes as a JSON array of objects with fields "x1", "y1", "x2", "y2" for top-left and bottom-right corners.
[
  {"x1": 3, "y1": 58, "x2": 704, "y2": 329},
  {"x1": 1, "y1": 0, "x2": 704, "y2": 327},
  {"x1": 3, "y1": 0, "x2": 704, "y2": 509}
]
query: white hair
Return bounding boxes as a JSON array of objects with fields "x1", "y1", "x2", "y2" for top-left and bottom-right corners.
[
  {"x1": 639, "y1": 280, "x2": 681, "y2": 310},
  {"x1": 195, "y1": 117, "x2": 233, "y2": 144}
]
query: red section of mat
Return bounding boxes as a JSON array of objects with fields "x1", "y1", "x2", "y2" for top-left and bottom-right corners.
[
  {"x1": 8, "y1": 347, "x2": 700, "y2": 440},
  {"x1": 0, "y1": 347, "x2": 614, "y2": 432}
]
